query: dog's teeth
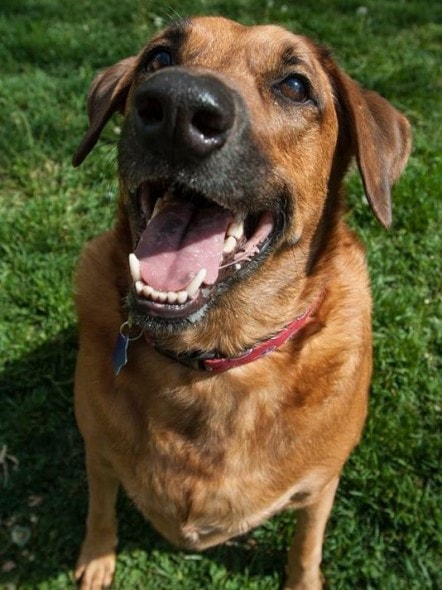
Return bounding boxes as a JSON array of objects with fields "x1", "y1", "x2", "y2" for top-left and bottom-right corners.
[
  {"x1": 136, "y1": 281, "x2": 189, "y2": 305},
  {"x1": 150, "y1": 289, "x2": 161, "y2": 302},
  {"x1": 226, "y1": 219, "x2": 244, "y2": 240},
  {"x1": 134, "y1": 271, "x2": 193, "y2": 305},
  {"x1": 135, "y1": 280, "x2": 144, "y2": 295},
  {"x1": 223, "y1": 236, "x2": 237, "y2": 254},
  {"x1": 142, "y1": 284, "x2": 154, "y2": 298},
  {"x1": 186, "y1": 268, "x2": 207, "y2": 298},
  {"x1": 129, "y1": 253, "x2": 141, "y2": 282},
  {"x1": 177, "y1": 291, "x2": 188, "y2": 304},
  {"x1": 150, "y1": 289, "x2": 167, "y2": 303},
  {"x1": 167, "y1": 291, "x2": 178, "y2": 304}
]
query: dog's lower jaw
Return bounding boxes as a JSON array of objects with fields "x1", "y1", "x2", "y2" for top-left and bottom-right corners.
[
  {"x1": 126, "y1": 287, "x2": 211, "y2": 333},
  {"x1": 124, "y1": 239, "x2": 280, "y2": 334}
]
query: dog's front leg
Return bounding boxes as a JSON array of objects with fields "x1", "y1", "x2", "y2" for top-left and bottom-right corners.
[
  {"x1": 284, "y1": 477, "x2": 339, "y2": 590},
  {"x1": 75, "y1": 451, "x2": 119, "y2": 590}
]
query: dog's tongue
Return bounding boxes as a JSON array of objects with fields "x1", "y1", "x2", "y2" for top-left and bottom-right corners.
[{"x1": 135, "y1": 200, "x2": 233, "y2": 292}]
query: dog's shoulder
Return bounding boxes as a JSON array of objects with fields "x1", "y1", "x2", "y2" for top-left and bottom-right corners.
[{"x1": 75, "y1": 229, "x2": 128, "y2": 334}]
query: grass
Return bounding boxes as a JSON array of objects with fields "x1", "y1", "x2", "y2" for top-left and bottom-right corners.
[{"x1": 0, "y1": 0, "x2": 440, "y2": 588}]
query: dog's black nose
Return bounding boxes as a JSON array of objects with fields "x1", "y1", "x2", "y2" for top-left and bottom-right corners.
[{"x1": 134, "y1": 69, "x2": 235, "y2": 161}]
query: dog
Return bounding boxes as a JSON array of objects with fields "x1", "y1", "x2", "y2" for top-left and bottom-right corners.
[{"x1": 72, "y1": 16, "x2": 411, "y2": 589}]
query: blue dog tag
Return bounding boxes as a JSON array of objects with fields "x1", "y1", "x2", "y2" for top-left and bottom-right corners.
[
  {"x1": 112, "y1": 322, "x2": 143, "y2": 375},
  {"x1": 112, "y1": 332, "x2": 130, "y2": 375}
]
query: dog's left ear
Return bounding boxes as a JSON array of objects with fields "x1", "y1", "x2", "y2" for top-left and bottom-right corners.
[
  {"x1": 335, "y1": 70, "x2": 412, "y2": 228},
  {"x1": 73, "y1": 56, "x2": 137, "y2": 167}
]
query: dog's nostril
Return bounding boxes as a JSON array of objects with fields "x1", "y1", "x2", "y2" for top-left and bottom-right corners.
[
  {"x1": 192, "y1": 110, "x2": 227, "y2": 139},
  {"x1": 137, "y1": 97, "x2": 164, "y2": 126}
]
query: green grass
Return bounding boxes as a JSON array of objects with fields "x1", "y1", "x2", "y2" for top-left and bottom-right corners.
[{"x1": 0, "y1": 0, "x2": 440, "y2": 588}]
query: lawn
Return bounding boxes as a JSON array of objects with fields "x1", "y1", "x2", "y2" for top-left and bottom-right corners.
[{"x1": 0, "y1": 0, "x2": 440, "y2": 588}]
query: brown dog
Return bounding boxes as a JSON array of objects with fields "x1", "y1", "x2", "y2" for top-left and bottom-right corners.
[{"x1": 72, "y1": 16, "x2": 411, "y2": 590}]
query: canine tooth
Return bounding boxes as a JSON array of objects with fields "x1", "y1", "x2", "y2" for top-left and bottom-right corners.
[
  {"x1": 223, "y1": 236, "x2": 237, "y2": 254},
  {"x1": 186, "y1": 268, "x2": 207, "y2": 298},
  {"x1": 177, "y1": 291, "x2": 188, "y2": 304},
  {"x1": 135, "y1": 280, "x2": 144, "y2": 295},
  {"x1": 226, "y1": 219, "x2": 244, "y2": 240},
  {"x1": 129, "y1": 253, "x2": 141, "y2": 282},
  {"x1": 234, "y1": 263, "x2": 241, "y2": 271},
  {"x1": 167, "y1": 291, "x2": 178, "y2": 304}
]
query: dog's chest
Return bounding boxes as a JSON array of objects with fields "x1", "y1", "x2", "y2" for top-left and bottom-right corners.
[{"x1": 111, "y1": 373, "x2": 318, "y2": 549}]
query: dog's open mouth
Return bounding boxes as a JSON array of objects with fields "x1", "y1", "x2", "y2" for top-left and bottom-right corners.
[{"x1": 128, "y1": 181, "x2": 275, "y2": 320}]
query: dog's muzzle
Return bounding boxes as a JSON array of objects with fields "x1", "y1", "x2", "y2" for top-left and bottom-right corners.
[{"x1": 120, "y1": 69, "x2": 282, "y2": 329}]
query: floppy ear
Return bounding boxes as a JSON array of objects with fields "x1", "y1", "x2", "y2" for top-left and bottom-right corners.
[
  {"x1": 336, "y1": 71, "x2": 412, "y2": 227},
  {"x1": 72, "y1": 56, "x2": 138, "y2": 167}
]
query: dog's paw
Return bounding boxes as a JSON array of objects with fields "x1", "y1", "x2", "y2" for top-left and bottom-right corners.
[{"x1": 75, "y1": 552, "x2": 116, "y2": 590}]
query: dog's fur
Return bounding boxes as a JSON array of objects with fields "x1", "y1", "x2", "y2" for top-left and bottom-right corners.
[{"x1": 72, "y1": 17, "x2": 411, "y2": 589}]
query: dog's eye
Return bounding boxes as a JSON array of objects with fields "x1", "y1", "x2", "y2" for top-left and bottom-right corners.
[
  {"x1": 275, "y1": 75, "x2": 310, "y2": 103},
  {"x1": 144, "y1": 48, "x2": 172, "y2": 73}
]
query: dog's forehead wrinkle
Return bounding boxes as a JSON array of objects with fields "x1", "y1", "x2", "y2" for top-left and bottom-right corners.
[
  {"x1": 232, "y1": 44, "x2": 316, "y2": 87},
  {"x1": 181, "y1": 29, "x2": 245, "y2": 71},
  {"x1": 242, "y1": 28, "x2": 316, "y2": 66}
]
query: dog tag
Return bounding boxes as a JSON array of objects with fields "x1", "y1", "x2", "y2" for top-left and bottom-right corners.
[
  {"x1": 112, "y1": 321, "x2": 143, "y2": 375},
  {"x1": 112, "y1": 332, "x2": 129, "y2": 375}
]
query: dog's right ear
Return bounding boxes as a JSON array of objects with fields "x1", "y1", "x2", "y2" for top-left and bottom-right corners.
[
  {"x1": 332, "y1": 68, "x2": 412, "y2": 228},
  {"x1": 72, "y1": 56, "x2": 138, "y2": 167}
]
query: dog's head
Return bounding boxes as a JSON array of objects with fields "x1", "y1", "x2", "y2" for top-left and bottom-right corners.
[{"x1": 73, "y1": 17, "x2": 411, "y2": 337}]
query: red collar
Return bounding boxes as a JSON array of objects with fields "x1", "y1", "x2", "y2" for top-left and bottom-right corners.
[{"x1": 144, "y1": 296, "x2": 321, "y2": 373}]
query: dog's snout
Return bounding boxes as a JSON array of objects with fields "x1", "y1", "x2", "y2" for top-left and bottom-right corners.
[{"x1": 134, "y1": 70, "x2": 235, "y2": 161}]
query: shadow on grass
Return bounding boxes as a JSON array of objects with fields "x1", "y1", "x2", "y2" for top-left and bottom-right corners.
[{"x1": 0, "y1": 328, "x2": 286, "y2": 588}]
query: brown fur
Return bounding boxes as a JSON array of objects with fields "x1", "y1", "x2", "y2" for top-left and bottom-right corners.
[{"x1": 73, "y1": 17, "x2": 411, "y2": 589}]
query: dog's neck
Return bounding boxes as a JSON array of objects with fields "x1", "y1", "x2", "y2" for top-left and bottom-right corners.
[{"x1": 140, "y1": 295, "x2": 321, "y2": 373}]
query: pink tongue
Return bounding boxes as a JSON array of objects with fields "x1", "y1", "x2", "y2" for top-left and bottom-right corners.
[{"x1": 135, "y1": 200, "x2": 233, "y2": 292}]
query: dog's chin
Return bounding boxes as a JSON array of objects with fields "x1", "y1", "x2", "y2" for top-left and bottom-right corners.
[
  {"x1": 126, "y1": 287, "x2": 210, "y2": 334},
  {"x1": 125, "y1": 179, "x2": 282, "y2": 334}
]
